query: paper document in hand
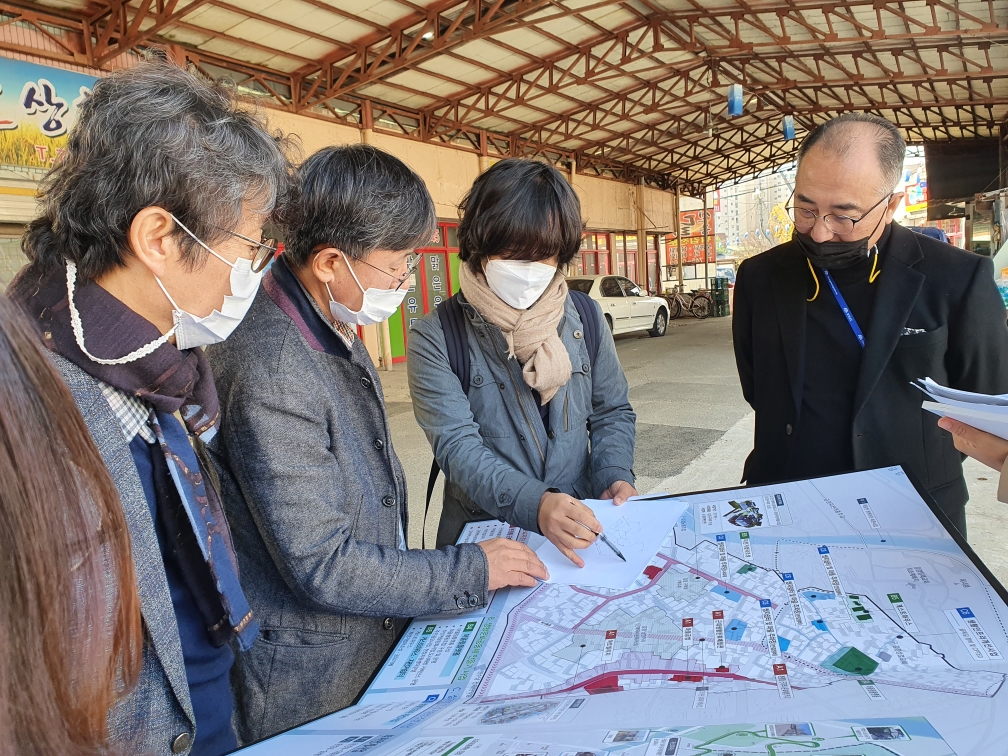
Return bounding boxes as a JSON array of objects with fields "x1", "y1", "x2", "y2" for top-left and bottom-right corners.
[
  {"x1": 917, "y1": 377, "x2": 1008, "y2": 407},
  {"x1": 535, "y1": 494, "x2": 687, "y2": 589},
  {"x1": 923, "y1": 401, "x2": 1008, "y2": 441}
]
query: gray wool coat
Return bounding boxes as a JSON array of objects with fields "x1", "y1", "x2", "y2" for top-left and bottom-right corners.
[
  {"x1": 407, "y1": 293, "x2": 637, "y2": 547},
  {"x1": 206, "y1": 271, "x2": 489, "y2": 745},
  {"x1": 52, "y1": 354, "x2": 198, "y2": 756}
]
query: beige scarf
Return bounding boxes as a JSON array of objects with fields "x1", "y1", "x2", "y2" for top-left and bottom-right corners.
[{"x1": 458, "y1": 263, "x2": 572, "y2": 404}]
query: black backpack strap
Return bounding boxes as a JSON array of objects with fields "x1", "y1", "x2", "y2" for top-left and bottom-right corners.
[
  {"x1": 424, "y1": 294, "x2": 470, "y2": 547},
  {"x1": 569, "y1": 289, "x2": 601, "y2": 366}
]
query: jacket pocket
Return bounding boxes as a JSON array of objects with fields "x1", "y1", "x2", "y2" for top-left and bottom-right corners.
[
  {"x1": 895, "y1": 324, "x2": 947, "y2": 350},
  {"x1": 258, "y1": 625, "x2": 350, "y2": 648},
  {"x1": 469, "y1": 371, "x2": 510, "y2": 438}
]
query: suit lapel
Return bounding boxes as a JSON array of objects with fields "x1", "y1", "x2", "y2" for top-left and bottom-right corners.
[
  {"x1": 772, "y1": 250, "x2": 809, "y2": 418},
  {"x1": 853, "y1": 225, "x2": 925, "y2": 417},
  {"x1": 52, "y1": 356, "x2": 196, "y2": 725}
]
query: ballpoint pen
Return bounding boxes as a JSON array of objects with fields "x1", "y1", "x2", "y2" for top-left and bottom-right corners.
[{"x1": 575, "y1": 521, "x2": 626, "y2": 562}]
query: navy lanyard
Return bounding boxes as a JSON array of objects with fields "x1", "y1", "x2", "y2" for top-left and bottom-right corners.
[{"x1": 821, "y1": 269, "x2": 865, "y2": 349}]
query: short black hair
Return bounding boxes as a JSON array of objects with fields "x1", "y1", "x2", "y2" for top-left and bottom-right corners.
[
  {"x1": 798, "y1": 113, "x2": 906, "y2": 194},
  {"x1": 283, "y1": 144, "x2": 436, "y2": 268},
  {"x1": 457, "y1": 158, "x2": 584, "y2": 273}
]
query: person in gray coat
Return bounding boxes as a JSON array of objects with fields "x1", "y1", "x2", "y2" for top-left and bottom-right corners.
[
  {"x1": 8, "y1": 63, "x2": 293, "y2": 756},
  {"x1": 207, "y1": 145, "x2": 548, "y2": 744},
  {"x1": 408, "y1": 159, "x2": 638, "y2": 562}
]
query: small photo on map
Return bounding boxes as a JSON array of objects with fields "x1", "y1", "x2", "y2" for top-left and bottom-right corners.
[
  {"x1": 603, "y1": 730, "x2": 650, "y2": 744},
  {"x1": 696, "y1": 494, "x2": 793, "y2": 533},
  {"x1": 479, "y1": 702, "x2": 558, "y2": 725},
  {"x1": 645, "y1": 737, "x2": 679, "y2": 756},
  {"x1": 767, "y1": 723, "x2": 814, "y2": 737},
  {"x1": 854, "y1": 725, "x2": 909, "y2": 741}
]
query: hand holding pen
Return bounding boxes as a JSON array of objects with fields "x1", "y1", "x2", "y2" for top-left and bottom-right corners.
[{"x1": 538, "y1": 491, "x2": 605, "y2": 567}]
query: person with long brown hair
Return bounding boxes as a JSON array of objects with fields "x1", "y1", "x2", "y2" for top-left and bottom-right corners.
[{"x1": 0, "y1": 293, "x2": 142, "y2": 755}]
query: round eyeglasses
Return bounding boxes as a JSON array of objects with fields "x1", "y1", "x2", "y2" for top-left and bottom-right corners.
[
  {"x1": 222, "y1": 229, "x2": 279, "y2": 273},
  {"x1": 354, "y1": 252, "x2": 424, "y2": 290},
  {"x1": 786, "y1": 193, "x2": 892, "y2": 236}
]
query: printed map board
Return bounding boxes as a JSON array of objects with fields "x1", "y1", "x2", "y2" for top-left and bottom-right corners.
[{"x1": 237, "y1": 467, "x2": 1008, "y2": 755}]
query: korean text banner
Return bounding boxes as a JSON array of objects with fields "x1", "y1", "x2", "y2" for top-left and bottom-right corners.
[{"x1": 0, "y1": 58, "x2": 97, "y2": 169}]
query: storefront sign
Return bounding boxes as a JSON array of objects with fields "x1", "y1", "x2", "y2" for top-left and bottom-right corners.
[
  {"x1": 0, "y1": 58, "x2": 97, "y2": 168},
  {"x1": 665, "y1": 235, "x2": 715, "y2": 264}
]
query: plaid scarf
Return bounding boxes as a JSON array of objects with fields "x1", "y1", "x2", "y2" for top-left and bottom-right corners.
[{"x1": 8, "y1": 264, "x2": 258, "y2": 650}]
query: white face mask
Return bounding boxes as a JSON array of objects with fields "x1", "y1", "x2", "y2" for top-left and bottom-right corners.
[
  {"x1": 484, "y1": 259, "x2": 558, "y2": 310},
  {"x1": 327, "y1": 255, "x2": 408, "y2": 326},
  {"x1": 155, "y1": 215, "x2": 264, "y2": 351},
  {"x1": 66, "y1": 217, "x2": 264, "y2": 364}
]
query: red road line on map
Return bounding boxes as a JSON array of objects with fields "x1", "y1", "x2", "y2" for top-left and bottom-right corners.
[{"x1": 480, "y1": 667, "x2": 783, "y2": 702}]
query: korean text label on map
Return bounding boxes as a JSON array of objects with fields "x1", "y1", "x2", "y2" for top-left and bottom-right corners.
[
  {"x1": 602, "y1": 629, "x2": 618, "y2": 662},
  {"x1": 945, "y1": 607, "x2": 1003, "y2": 660},
  {"x1": 681, "y1": 617, "x2": 693, "y2": 647},
  {"x1": 817, "y1": 546, "x2": 847, "y2": 608},
  {"x1": 739, "y1": 531, "x2": 753, "y2": 560},
  {"x1": 887, "y1": 593, "x2": 918, "y2": 632},
  {"x1": 716, "y1": 534, "x2": 730, "y2": 579},
  {"x1": 859, "y1": 678, "x2": 886, "y2": 700},
  {"x1": 858, "y1": 497, "x2": 881, "y2": 529},
  {"x1": 773, "y1": 662, "x2": 793, "y2": 699},
  {"x1": 782, "y1": 573, "x2": 805, "y2": 626},
  {"x1": 713, "y1": 610, "x2": 726, "y2": 651},
  {"x1": 760, "y1": 599, "x2": 781, "y2": 656},
  {"x1": 692, "y1": 687, "x2": 708, "y2": 709}
]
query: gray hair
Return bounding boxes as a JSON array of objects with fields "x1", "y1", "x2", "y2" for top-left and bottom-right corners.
[
  {"x1": 23, "y1": 60, "x2": 296, "y2": 281},
  {"x1": 283, "y1": 144, "x2": 436, "y2": 268},
  {"x1": 797, "y1": 113, "x2": 906, "y2": 196}
]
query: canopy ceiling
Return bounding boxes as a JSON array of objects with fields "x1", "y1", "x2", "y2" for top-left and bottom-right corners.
[{"x1": 3, "y1": 0, "x2": 1006, "y2": 191}]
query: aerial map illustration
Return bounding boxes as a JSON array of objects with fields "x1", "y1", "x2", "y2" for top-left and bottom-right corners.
[{"x1": 238, "y1": 468, "x2": 1008, "y2": 756}]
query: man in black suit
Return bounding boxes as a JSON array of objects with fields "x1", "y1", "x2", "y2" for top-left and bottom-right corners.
[{"x1": 733, "y1": 113, "x2": 1008, "y2": 534}]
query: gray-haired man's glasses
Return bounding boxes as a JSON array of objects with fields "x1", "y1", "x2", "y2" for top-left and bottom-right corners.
[
  {"x1": 787, "y1": 193, "x2": 893, "y2": 236},
  {"x1": 222, "y1": 229, "x2": 279, "y2": 273},
  {"x1": 356, "y1": 252, "x2": 424, "y2": 291}
]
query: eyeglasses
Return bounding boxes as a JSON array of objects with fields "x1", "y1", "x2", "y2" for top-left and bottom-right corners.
[
  {"x1": 786, "y1": 193, "x2": 893, "y2": 236},
  {"x1": 222, "y1": 229, "x2": 279, "y2": 273},
  {"x1": 355, "y1": 252, "x2": 423, "y2": 290}
]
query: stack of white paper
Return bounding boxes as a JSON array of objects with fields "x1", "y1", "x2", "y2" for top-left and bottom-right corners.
[{"x1": 918, "y1": 377, "x2": 1008, "y2": 440}]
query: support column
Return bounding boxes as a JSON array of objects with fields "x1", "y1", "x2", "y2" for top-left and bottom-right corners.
[
  {"x1": 635, "y1": 179, "x2": 648, "y2": 290},
  {"x1": 362, "y1": 99, "x2": 374, "y2": 146},
  {"x1": 1000, "y1": 121, "x2": 1007, "y2": 190},
  {"x1": 675, "y1": 184, "x2": 684, "y2": 289},
  {"x1": 479, "y1": 129, "x2": 490, "y2": 173},
  {"x1": 702, "y1": 188, "x2": 710, "y2": 289}
]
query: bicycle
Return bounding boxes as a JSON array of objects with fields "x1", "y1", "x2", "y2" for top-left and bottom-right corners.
[{"x1": 663, "y1": 285, "x2": 713, "y2": 320}]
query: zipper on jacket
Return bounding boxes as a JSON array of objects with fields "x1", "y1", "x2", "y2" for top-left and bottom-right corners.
[
  {"x1": 489, "y1": 338, "x2": 546, "y2": 464},
  {"x1": 564, "y1": 393, "x2": 569, "y2": 433}
]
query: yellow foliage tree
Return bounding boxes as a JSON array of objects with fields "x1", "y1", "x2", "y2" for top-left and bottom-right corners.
[{"x1": 769, "y1": 202, "x2": 794, "y2": 245}]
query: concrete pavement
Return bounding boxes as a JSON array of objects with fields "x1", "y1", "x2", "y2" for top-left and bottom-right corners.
[{"x1": 381, "y1": 314, "x2": 1008, "y2": 586}]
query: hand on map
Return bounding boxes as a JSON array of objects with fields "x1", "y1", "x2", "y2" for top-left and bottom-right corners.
[
  {"x1": 938, "y1": 416, "x2": 1008, "y2": 472},
  {"x1": 478, "y1": 538, "x2": 549, "y2": 590},
  {"x1": 538, "y1": 492, "x2": 603, "y2": 568},
  {"x1": 601, "y1": 479, "x2": 638, "y2": 505}
]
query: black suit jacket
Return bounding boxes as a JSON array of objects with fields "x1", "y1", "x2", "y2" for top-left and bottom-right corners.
[{"x1": 733, "y1": 222, "x2": 1008, "y2": 527}]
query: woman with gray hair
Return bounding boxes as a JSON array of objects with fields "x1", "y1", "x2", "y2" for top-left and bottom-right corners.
[{"x1": 8, "y1": 60, "x2": 294, "y2": 756}]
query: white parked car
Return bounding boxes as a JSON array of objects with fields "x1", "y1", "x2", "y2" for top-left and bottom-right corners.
[{"x1": 566, "y1": 275, "x2": 669, "y2": 337}]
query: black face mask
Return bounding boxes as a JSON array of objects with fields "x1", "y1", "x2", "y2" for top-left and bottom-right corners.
[
  {"x1": 793, "y1": 231, "x2": 873, "y2": 270},
  {"x1": 793, "y1": 213, "x2": 887, "y2": 271}
]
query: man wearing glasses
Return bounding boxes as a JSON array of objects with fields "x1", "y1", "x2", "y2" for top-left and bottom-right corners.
[
  {"x1": 733, "y1": 113, "x2": 1008, "y2": 535},
  {"x1": 205, "y1": 145, "x2": 548, "y2": 744}
]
